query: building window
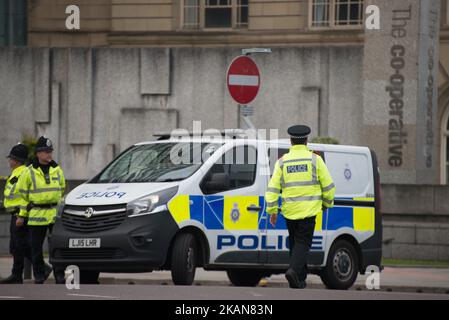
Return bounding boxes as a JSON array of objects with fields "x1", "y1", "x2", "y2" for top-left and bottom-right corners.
[
  {"x1": 311, "y1": 0, "x2": 363, "y2": 28},
  {"x1": 0, "y1": 0, "x2": 27, "y2": 46},
  {"x1": 446, "y1": 117, "x2": 449, "y2": 184},
  {"x1": 205, "y1": 0, "x2": 232, "y2": 28},
  {"x1": 312, "y1": 0, "x2": 330, "y2": 27},
  {"x1": 182, "y1": 0, "x2": 248, "y2": 30},
  {"x1": 184, "y1": 0, "x2": 200, "y2": 29},
  {"x1": 236, "y1": 0, "x2": 248, "y2": 28},
  {"x1": 442, "y1": 107, "x2": 449, "y2": 184},
  {"x1": 447, "y1": 127, "x2": 449, "y2": 184},
  {"x1": 0, "y1": 0, "x2": 7, "y2": 45}
]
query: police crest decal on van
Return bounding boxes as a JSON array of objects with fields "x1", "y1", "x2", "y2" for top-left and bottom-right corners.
[
  {"x1": 231, "y1": 203, "x2": 240, "y2": 223},
  {"x1": 344, "y1": 167, "x2": 352, "y2": 180}
]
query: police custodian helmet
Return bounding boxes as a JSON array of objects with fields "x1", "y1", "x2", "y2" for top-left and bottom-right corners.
[
  {"x1": 35, "y1": 136, "x2": 54, "y2": 153},
  {"x1": 287, "y1": 125, "x2": 311, "y2": 139},
  {"x1": 6, "y1": 143, "x2": 28, "y2": 163}
]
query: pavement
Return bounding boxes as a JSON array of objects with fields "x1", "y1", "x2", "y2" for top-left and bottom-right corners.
[{"x1": 1, "y1": 256, "x2": 449, "y2": 295}]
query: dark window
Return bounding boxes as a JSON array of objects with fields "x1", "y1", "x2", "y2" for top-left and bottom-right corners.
[
  {"x1": 237, "y1": 0, "x2": 248, "y2": 28},
  {"x1": 335, "y1": 0, "x2": 363, "y2": 26},
  {"x1": 349, "y1": 3, "x2": 360, "y2": 21},
  {"x1": 13, "y1": 0, "x2": 26, "y2": 45},
  {"x1": 312, "y1": 0, "x2": 363, "y2": 28},
  {"x1": 201, "y1": 145, "x2": 257, "y2": 194},
  {"x1": 336, "y1": 2, "x2": 348, "y2": 21},
  {"x1": 205, "y1": 7, "x2": 232, "y2": 28},
  {"x1": 0, "y1": 0, "x2": 8, "y2": 45},
  {"x1": 446, "y1": 137, "x2": 449, "y2": 183},
  {"x1": 0, "y1": 0, "x2": 27, "y2": 46},
  {"x1": 184, "y1": 0, "x2": 248, "y2": 29}
]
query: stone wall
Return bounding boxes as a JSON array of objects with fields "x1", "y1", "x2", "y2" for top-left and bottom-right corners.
[
  {"x1": 0, "y1": 46, "x2": 364, "y2": 181},
  {"x1": 383, "y1": 222, "x2": 449, "y2": 261},
  {"x1": 381, "y1": 184, "x2": 449, "y2": 261},
  {"x1": 381, "y1": 184, "x2": 449, "y2": 220}
]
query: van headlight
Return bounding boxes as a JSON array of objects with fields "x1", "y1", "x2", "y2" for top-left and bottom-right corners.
[{"x1": 127, "y1": 186, "x2": 178, "y2": 217}]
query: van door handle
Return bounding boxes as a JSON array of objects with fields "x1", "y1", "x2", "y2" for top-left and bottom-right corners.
[{"x1": 247, "y1": 205, "x2": 262, "y2": 212}]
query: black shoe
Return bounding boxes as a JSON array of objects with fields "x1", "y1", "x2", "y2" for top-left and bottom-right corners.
[
  {"x1": 44, "y1": 264, "x2": 53, "y2": 281},
  {"x1": 285, "y1": 269, "x2": 301, "y2": 289},
  {"x1": 34, "y1": 279, "x2": 45, "y2": 284},
  {"x1": 0, "y1": 274, "x2": 23, "y2": 284},
  {"x1": 297, "y1": 281, "x2": 307, "y2": 289}
]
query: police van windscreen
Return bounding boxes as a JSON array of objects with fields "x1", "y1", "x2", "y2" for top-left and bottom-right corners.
[{"x1": 90, "y1": 143, "x2": 223, "y2": 183}]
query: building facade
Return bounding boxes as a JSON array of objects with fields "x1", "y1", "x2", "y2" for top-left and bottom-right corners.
[{"x1": 0, "y1": 0, "x2": 448, "y2": 186}]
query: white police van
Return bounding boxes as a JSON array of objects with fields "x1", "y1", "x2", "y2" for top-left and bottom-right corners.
[{"x1": 50, "y1": 133, "x2": 382, "y2": 289}]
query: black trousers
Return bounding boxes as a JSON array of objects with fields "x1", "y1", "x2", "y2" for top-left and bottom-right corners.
[
  {"x1": 9, "y1": 215, "x2": 31, "y2": 277},
  {"x1": 28, "y1": 224, "x2": 64, "y2": 282},
  {"x1": 285, "y1": 216, "x2": 316, "y2": 282}
]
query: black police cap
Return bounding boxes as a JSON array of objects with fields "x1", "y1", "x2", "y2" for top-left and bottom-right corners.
[
  {"x1": 7, "y1": 143, "x2": 28, "y2": 163},
  {"x1": 35, "y1": 136, "x2": 54, "y2": 152},
  {"x1": 287, "y1": 125, "x2": 311, "y2": 139}
]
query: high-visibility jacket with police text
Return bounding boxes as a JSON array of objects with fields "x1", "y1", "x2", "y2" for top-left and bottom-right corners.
[
  {"x1": 265, "y1": 144, "x2": 335, "y2": 220},
  {"x1": 3, "y1": 165, "x2": 27, "y2": 214},
  {"x1": 17, "y1": 161, "x2": 65, "y2": 226}
]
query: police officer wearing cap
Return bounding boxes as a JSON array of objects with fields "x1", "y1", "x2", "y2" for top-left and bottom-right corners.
[
  {"x1": 265, "y1": 125, "x2": 335, "y2": 289},
  {"x1": 0, "y1": 144, "x2": 31, "y2": 284},
  {"x1": 16, "y1": 136, "x2": 66, "y2": 284}
]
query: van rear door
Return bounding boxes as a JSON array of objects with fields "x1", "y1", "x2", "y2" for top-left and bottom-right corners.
[{"x1": 324, "y1": 148, "x2": 375, "y2": 202}]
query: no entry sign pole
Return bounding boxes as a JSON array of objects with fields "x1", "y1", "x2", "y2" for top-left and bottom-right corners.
[{"x1": 226, "y1": 48, "x2": 271, "y2": 131}]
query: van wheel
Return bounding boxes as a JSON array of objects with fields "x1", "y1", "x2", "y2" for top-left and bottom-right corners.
[
  {"x1": 227, "y1": 269, "x2": 264, "y2": 287},
  {"x1": 171, "y1": 233, "x2": 197, "y2": 285},
  {"x1": 80, "y1": 270, "x2": 100, "y2": 284},
  {"x1": 320, "y1": 239, "x2": 358, "y2": 290}
]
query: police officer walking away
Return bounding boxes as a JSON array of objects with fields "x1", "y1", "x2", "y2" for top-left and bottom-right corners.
[
  {"x1": 0, "y1": 144, "x2": 31, "y2": 284},
  {"x1": 16, "y1": 136, "x2": 66, "y2": 284},
  {"x1": 265, "y1": 125, "x2": 335, "y2": 289}
]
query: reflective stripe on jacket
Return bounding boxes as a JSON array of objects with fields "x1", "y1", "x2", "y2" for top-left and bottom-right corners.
[
  {"x1": 3, "y1": 165, "x2": 27, "y2": 213},
  {"x1": 17, "y1": 162, "x2": 65, "y2": 226},
  {"x1": 265, "y1": 144, "x2": 335, "y2": 220}
]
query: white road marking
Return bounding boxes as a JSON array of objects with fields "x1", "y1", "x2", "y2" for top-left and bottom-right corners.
[
  {"x1": 249, "y1": 292, "x2": 263, "y2": 297},
  {"x1": 67, "y1": 293, "x2": 118, "y2": 299},
  {"x1": 0, "y1": 296, "x2": 23, "y2": 299}
]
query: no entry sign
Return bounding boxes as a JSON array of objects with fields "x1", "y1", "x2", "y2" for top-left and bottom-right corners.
[{"x1": 226, "y1": 55, "x2": 260, "y2": 105}]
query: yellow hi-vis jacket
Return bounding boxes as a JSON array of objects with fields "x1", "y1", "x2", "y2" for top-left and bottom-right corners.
[
  {"x1": 17, "y1": 161, "x2": 65, "y2": 226},
  {"x1": 265, "y1": 144, "x2": 335, "y2": 220},
  {"x1": 3, "y1": 165, "x2": 27, "y2": 214}
]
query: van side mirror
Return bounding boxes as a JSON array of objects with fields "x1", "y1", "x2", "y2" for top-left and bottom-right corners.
[{"x1": 202, "y1": 172, "x2": 230, "y2": 194}]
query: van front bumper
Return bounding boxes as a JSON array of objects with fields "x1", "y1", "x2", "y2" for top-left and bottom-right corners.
[{"x1": 49, "y1": 210, "x2": 179, "y2": 272}]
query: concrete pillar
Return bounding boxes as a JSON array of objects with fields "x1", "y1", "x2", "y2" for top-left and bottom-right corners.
[{"x1": 362, "y1": 0, "x2": 440, "y2": 184}]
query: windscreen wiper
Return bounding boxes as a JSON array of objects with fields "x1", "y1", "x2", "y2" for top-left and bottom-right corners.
[{"x1": 156, "y1": 178, "x2": 184, "y2": 182}]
